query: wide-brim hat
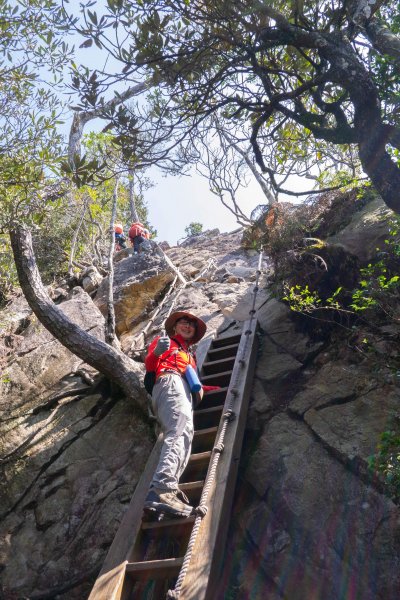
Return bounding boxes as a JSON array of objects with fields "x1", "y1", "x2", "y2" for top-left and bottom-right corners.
[{"x1": 165, "y1": 311, "x2": 207, "y2": 344}]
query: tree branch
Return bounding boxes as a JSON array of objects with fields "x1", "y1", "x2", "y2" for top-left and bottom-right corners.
[
  {"x1": 9, "y1": 224, "x2": 147, "y2": 413},
  {"x1": 68, "y1": 81, "x2": 150, "y2": 161}
]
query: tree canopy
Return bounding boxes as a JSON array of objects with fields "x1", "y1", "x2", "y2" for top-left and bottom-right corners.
[{"x1": 69, "y1": 0, "x2": 400, "y2": 212}]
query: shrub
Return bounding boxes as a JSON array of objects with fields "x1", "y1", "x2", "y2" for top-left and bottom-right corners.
[{"x1": 368, "y1": 418, "x2": 400, "y2": 502}]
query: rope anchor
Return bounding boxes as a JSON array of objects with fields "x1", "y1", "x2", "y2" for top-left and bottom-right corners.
[
  {"x1": 194, "y1": 505, "x2": 208, "y2": 517},
  {"x1": 223, "y1": 410, "x2": 236, "y2": 422}
]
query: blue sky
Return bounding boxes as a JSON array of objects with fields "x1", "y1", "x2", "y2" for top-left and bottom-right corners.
[{"x1": 145, "y1": 167, "x2": 263, "y2": 245}]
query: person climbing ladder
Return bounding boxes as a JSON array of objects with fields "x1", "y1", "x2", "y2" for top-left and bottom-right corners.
[{"x1": 143, "y1": 311, "x2": 219, "y2": 518}]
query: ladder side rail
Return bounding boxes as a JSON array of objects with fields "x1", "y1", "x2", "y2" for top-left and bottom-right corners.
[
  {"x1": 204, "y1": 323, "x2": 259, "y2": 599},
  {"x1": 88, "y1": 436, "x2": 164, "y2": 600},
  {"x1": 178, "y1": 318, "x2": 259, "y2": 600}
]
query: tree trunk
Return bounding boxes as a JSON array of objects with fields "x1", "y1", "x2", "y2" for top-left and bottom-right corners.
[
  {"x1": 322, "y1": 37, "x2": 400, "y2": 213},
  {"x1": 9, "y1": 224, "x2": 147, "y2": 413},
  {"x1": 68, "y1": 195, "x2": 88, "y2": 277},
  {"x1": 88, "y1": 208, "x2": 105, "y2": 268},
  {"x1": 106, "y1": 178, "x2": 121, "y2": 349},
  {"x1": 128, "y1": 169, "x2": 139, "y2": 223}
]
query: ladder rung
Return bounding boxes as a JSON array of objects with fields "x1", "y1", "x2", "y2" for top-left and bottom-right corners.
[
  {"x1": 194, "y1": 426, "x2": 218, "y2": 437},
  {"x1": 203, "y1": 386, "x2": 228, "y2": 396},
  {"x1": 201, "y1": 370, "x2": 233, "y2": 386},
  {"x1": 207, "y1": 343, "x2": 239, "y2": 359},
  {"x1": 179, "y1": 480, "x2": 204, "y2": 504},
  {"x1": 189, "y1": 451, "x2": 212, "y2": 463},
  {"x1": 179, "y1": 480, "x2": 204, "y2": 492},
  {"x1": 141, "y1": 515, "x2": 196, "y2": 531},
  {"x1": 202, "y1": 357, "x2": 235, "y2": 375},
  {"x1": 192, "y1": 426, "x2": 218, "y2": 453},
  {"x1": 203, "y1": 357, "x2": 236, "y2": 367},
  {"x1": 126, "y1": 557, "x2": 184, "y2": 580},
  {"x1": 194, "y1": 405, "x2": 224, "y2": 416},
  {"x1": 202, "y1": 370, "x2": 233, "y2": 380},
  {"x1": 199, "y1": 388, "x2": 228, "y2": 410},
  {"x1": 211, "y1": 334, "x2": 241, "y2": 348},
  {"x1": 194, "y1": 406, "x2": 224, "y2": 429},
  {"x1": 181, "y1": 451, "x2": 212, "y2": 483}
]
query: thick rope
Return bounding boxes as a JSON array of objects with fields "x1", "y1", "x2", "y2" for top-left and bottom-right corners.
[{"x1": 166, "y1": 247, "x2": 264, "y2": 599}]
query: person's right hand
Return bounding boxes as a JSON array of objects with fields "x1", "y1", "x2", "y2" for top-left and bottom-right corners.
[{"x1": 154, "y1": 336, "x2": 170, "y2": 356}]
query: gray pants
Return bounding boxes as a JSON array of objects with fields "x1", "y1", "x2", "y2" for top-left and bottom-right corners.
[{"x1": 150, "y1": 373, "x2": 194, "y2": 491}]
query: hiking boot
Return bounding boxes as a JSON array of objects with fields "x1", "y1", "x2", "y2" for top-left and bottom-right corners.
[{"x1": 144, "y1": 488, "x2": 193, "y2": 518}]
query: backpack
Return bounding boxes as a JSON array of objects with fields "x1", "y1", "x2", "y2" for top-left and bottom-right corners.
[
  {"x1": 129, "y1": 222, "x2": 144, "y2": 239},
  {"x1": 144, "y1": 371, "x2": 157, "y2": 395}
]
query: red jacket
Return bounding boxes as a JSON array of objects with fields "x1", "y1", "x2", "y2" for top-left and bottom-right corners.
[{"x1": 145, "y1": 334, "x2": 196, "y2": 379}]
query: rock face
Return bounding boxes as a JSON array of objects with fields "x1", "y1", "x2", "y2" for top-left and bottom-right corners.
[
  {"x1": 226, "y1": 296, "x2": 400, "y2": 600},
  {"x1": 327, "y1": 196, "x2": 394, "y2": 261},
  {"x1": 1, "y1": 209, "x2": 399, "y2": 599},
  {"x1": 0, "y1": 287, "x2": 105, "y2": 416},
  {"x1": 94, "y1": 252, "x2": 174, "y2": 334},
  {"x1": 0, "y1": 287, "x2": 154, "y2": 600}
]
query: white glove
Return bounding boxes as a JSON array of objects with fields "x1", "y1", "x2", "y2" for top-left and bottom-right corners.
[{"x1": 154, "y1": 336, "x2": 170, "y2": 356}]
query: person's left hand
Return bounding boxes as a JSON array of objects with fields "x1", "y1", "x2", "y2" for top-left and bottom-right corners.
[{"x1": 154, "y1": 336, "x2": 170, "y2": 356}]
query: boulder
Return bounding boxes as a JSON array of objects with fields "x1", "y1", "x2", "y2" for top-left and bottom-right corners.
[
  {"x1": 0, "y1": 287, "x2": 105, "y2": 417},
  {"x1": 327, "y1": 196, "x2": 394, "y2": 262},
  {"x1": 80, "y1": 266, "x2": 103, "y2": 294},
  {"x1": 95, "y1": 253, "x2": 174, "y2": 334}
]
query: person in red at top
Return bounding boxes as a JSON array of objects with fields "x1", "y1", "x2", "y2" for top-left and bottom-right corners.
[
  {"x1": 128, "y1": 221, "x2": 147, "y2": 254},
  {"x1": 144, "y1": 311, "x2": 220, "y2": 518}
]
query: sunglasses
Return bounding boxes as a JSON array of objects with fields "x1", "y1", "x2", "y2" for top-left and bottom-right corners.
[{"x1": 176, "y1": 318, "x2": 197, "y2": 328}]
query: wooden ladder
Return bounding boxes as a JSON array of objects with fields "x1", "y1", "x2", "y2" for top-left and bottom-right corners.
[{"x1": 89, "y1": 317, "x2": 258, "y2": 600}]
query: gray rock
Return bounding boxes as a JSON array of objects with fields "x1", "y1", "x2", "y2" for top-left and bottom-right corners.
[
  {"x1": 243, "y1": 414, "x2": 400, "y2": 600},
  {"x1": 290, "y1": 362, "x2": 367, "y2": 416},
  {"x1": 81, "y1": 266, "x2": 103, "y2": 293},
  {"x1": 0, "y1": 289, "x2": 105, "y2": 416},
  {"x1": 304, "y1": 387, "x2": 399, "y2": 464},
  {"x1": 327, "y1": 197, "x2": 394, "y2": 262}
]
